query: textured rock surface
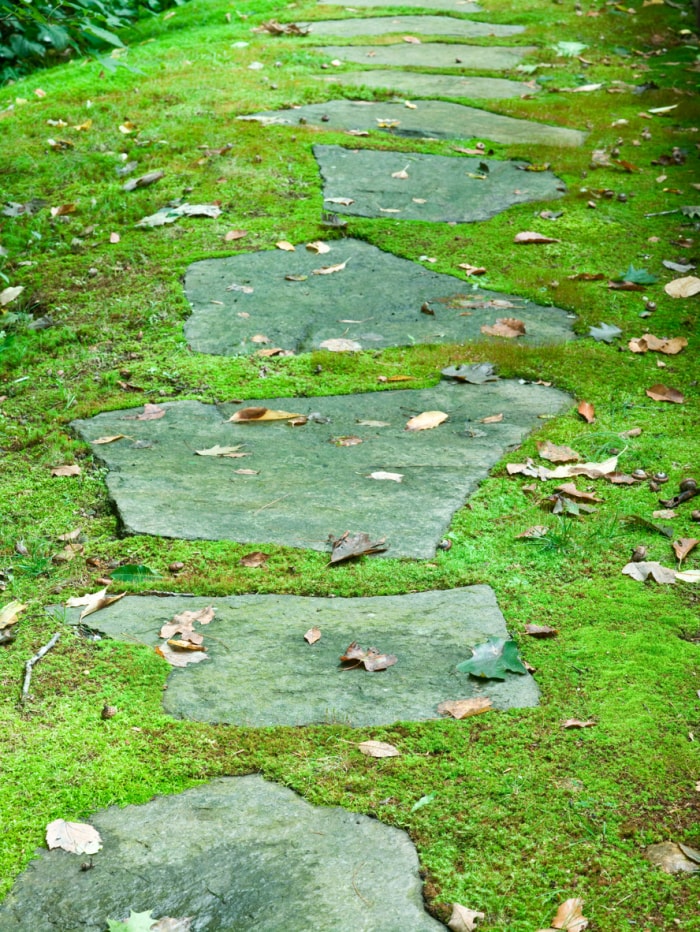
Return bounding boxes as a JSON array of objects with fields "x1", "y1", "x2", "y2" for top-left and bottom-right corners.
[
  {"x1": 320, "y1": 0, "x2": 481, "y2": 9},
  {"x1": 315, "y1": 145, "x2": 566, "y2": 222},
  {"x1": 244, "y1": 99, "x2": 584, "y2": 147},
  {"x1": 0, "y1": 777, "x2": 445, "y2": 931},
  {"x1": 71, "y1": 381, "x2": 571, "y2": 559},
  {"x1": 318, "y1": 43, "x2": 535, "y2": 70},
  {"x1": 60, "y1": 588, "x2": 539, "y2": 726},
  {"x1": 319, "y1": 69, "x2": 538, "y2": 99},
  {"x1": 183, "y1": 238, "x2": 575, "y2": 356},
  {"x1": 305, "y1": 15, "x2": 522, "y2": 38}
]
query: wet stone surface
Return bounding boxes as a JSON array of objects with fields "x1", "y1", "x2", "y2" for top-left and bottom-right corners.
[
  {"x1": 320, "y1": 0, "x2": 482, "y2": 10},
  {"x1": 183, "y1": 238, "x2": 575, "y2": 356},
  {"x1": 318, "y1": 69, "x2": 538, "y2": 99},
  {"x1": 0, "y1": 777, "x2": 445, "y2": 931},
  {"x1": 318, "y1": 43, "x2": 536, "y2": 70},
  {"x1": 305, "y1": 15, "x2": 523, "y2": 39},
  {"x1": 315, "y1": 145, "x2": 566, "y2": 222},
  {"x1": 71, "y1": 381, "x2": 571, "y2": 559},
  {"x1": 244, "y1": 99, "x2": 584, "y2": 147},
  {"x1": 59, "y1": 588, "x2": 539, "y2": 727}
]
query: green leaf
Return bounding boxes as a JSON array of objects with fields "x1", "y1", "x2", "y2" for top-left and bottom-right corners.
[
  {"x1": 110, "y1": 564, "x2": 159, "y2": 582},
  {"x1": 457, "y1": 637, "x2": 527, "y2": 680},
  {"x1": 616, "y1": 265, "x2": 657, "y2": 285},
  {"x1": 411, "y1": 793, "x2": 436, "y2": 812},
  {"x1": 83, "y1": 22, "x2": 125, "y2": 48},
  {"x1": 552, "y1": 41, "x2": 587, "y2": 57}
]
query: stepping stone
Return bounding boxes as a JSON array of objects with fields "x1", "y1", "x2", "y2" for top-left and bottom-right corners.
[
  {"x1": 318, "y1": 43, "x2": 536, "y2": 70},
  {"x1": 71, "y1": 380, "x2": 571, "y2": 559},
  {"x1": 60, "y1": 588, "x2": 539, "y2": 726},
  {"x1": 0, "y1": 776, "x2": 445, "y2": 931},
  {"x1": 183, "y1": 238, "x2": 575, "y2": 356},
  {"x1": 305, "y1": 15, "x2": 523, "y2": 39},
  {"x1": 243, "y1": 99, "x2": 585, "y2": 147},
  {"x1": 321, "y1": 0, "x2": 482, "y2": 10},
  {"x1": 319, "y1": 69, "x2": 538, "y2": 99},
  {"x1": 315, "y1": 145, "x2": 566, "y2": 222}
]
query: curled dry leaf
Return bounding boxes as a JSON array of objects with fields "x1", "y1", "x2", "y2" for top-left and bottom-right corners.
[
  {"x1": 664, "y1": 275, "x2": 700, "y2": 298},
  {"x1": 358, "y1": 740, "x2": 400, "y2": 758},
  {"x1": 537, "y1": 441, "x2": 581, "y2": 463},
  {"x1": 195, "y1": 445, "x2": 249, "y2": 458},
  {"x1": 224, "y1": 230, "x2": 248, "y2": 241},
  {"x1": 325, "y1": 196, "x2": 354, "y2": 206},
  {"x1": 159, "y1": 606, "x2": 215, "y2": 644},
  {"x1": 306, "y1": 240, "x2": 330, "y2": 254},
  {"x1": 458, "y1": 263, "x2": 487, "y2": 276},
  {"x1": 46, "y1": 819, "x2": 102, "y2": 855},
  {"x1": 340, "y1": 641, "x2": 397, "y2": 671},
  {"x1": 238, "y1": 550, "x2": 269, "y2": 567},
  {"x1": 229, "y1": 407, "x2": 301, "y2": 422},
  {"x1": 562, "y1": 719, "x2": 596, "y2": 729},
  {"x1": 0, "y1": 285, "x2": 24, "y2": 306},
  {"x1": 368, "y1": 471, "x2": 403, "y2": 482},
  {"x1": 514, "y1": 231, "x2": 560, "y2": 244},
  {"x1": 555, "y1": 483, "x2": 602, "y2": 502},
  {"x1": 332, "y1": 435, "x2": 363, "y2": 447},
  {"x1": 628, "y1": 334, "x2": 687, "y2": 355},
  {"x1": 124, "y1": 403, "x2": 166, "y2": 421},
  {"x1": 329, "y1": 531, "x2": 388, "y2": 564},
  {"x1": 673, "y1": 538, "x2": 698, "y2": 561},
  {"x1": 480, "y1": 318, "x2": 526, "y2": 339},
  {"x1": 275, "y1": 240, "x2": 295, "y2": 251},
  {"x1": 677, "y1": 570, "x2": 700, "y2": 583},
  {"x1": 622, "y1": 561, "x2": 677, "y2": 584},
  {"x1": 525, "y1": 624, "x2": 558, "y2": 637},
  {"x1": 156, "y1": 642, "x2": 209, "y2": 668},
  {"x1": 313, "y1": 259, "x2": 349, "y2": 275},
  {"x1": 577, "y1": 401, "x2": 595, "y2": 423},
  {"x1": 93, "y1": 434, "x2": 125, "y2": 445},
  {"x1": 391, "y1": 166, "x2": 409, "y2": 179},
  {"x1": 0, "y1": 600, "x2": 26, "y2": 631},
  {"x1": 304, "y1": 626, "x2": 321, "y2": 644},
  {"x1": 405, "y1": 411, "x2": 448, "y2": 431},
  {"x1": 517, "y1": 526, "x2": 549, "y2": 539},
  {"x1": 448, "y1": 903, "x2": 485, "y2": 932},
  {"x1": 319, "y1": 338, "x2": 362, "y2": 352},
  {"x1": 645, "y1": 384, "x2": 685, "y2": 404},
  {"x1": 437, "y1": 697, "x2": 492, "y2": 719},
  {"x1": 122, "y1": 169, "x2": 165, "y2": 192},
  {"x1": 51, "y1": 464, "x2": 81, "y2": 477},
  {"x1": 479, "y1": 413, "x2": 503, "y2": 424},
  {"x1": 66, "y1": 587, "x2": 126, "y2": 621},
  {"x1": 550, "y1": 897, "x2": 588, "y2": 932},
  {"x1": 645, "y1": 841, "x2": 700, "y2": 874}
]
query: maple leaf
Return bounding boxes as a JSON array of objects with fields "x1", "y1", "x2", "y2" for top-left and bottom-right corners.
[
  {"x1": 46, "y1": 819, "x2": 102, "y2": 855},
  {"x1": 448, "y1": 903, "x2": 485, "y2": 931},
  {"x1": 340, "y1": 641, "x2": 397, "y2": 671},
  {"x1": 457, "y1": 638, "x2": 527, "y2": 680}
]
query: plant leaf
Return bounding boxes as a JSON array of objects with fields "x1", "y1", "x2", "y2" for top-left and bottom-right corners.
[
  {"x1": 229, "y1": 407, "x2": 301, "y2": 422},
  {"x1": 46, "y1": 819, "x2": 102, "y2": 855},
  {"x1": 457, "y1": 638, "x2": 527, "y2": 680},
  {"x1": 358, "y1": 740, "x2": 400, "y2": 758},
  {"x1": 448, "y1": 903, "x2": 485, "y2": 931},
  {"x1": 405, "y1": 411, "x2": 448, "y2": 431},
  {"x1": 437, "y1": 697, "x2": 493, "y2": 719}
]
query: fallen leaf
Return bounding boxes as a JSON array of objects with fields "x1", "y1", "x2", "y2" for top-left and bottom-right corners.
[
  {"x1": 313, "y1": 259, "x2": 349, "y2": 275},
  {"x1": 517, "y1": 526, "x2": 549, "y2": 539},
  {"x1": 233, "y1": 468, "x2": 259, "y2": 475},
  {"x1": 358, "y1": 740, "x2": 400, "y2": 758},
  {"x1": 677, "y1": 570, "x2": 700, "y2": 583},
  {"x1": 136, "y1": 203, "x2": 221, "y2": 227},
  {"x1": 514, "y1": 231, "x2": 560, "y2": 244},
  {"x1": 305, "y1": 240, "x2": 330, "y2": 254},
  {"x1": 0, "y1": 285, "x2": 24, "y2": 306},
  {"x1": 673, "y1": 538, "x2": 698, "y2": 561},
  {"x1": 653, "y1": 509, "x2": 677, "y2": 519},
  {"x1": 229, "y1": 407, "x2": 301, "y2": 422},
  {"x1": 577, "y1": 401, "x2": 595, "y2": 423},
  {"x1": 329, "y1": 531, "x2": 388, "y2": 564},
  {"x1": 622, "y1": 561, "x2": 677, "y2": 584},
  {"x1": 645, "y1": 841, "x2": 700, "y2": 874},
  {"x1": 159, "y1": 606, "x2": 215, "y2": 644},
  {"x1": 441, "y1": 363, "x2": 498, "y2": 385},
  {"x1": 276, "y1": 240, "x2": 295, "y2": 251},
  {"x1": 405, "y1": 411, "x2": 448, "y2": 431},
  {"x1": 195, "y1": 445, "x2": 249, "y2": 458},
  {"x1": 238, "y1": 551, "x2": 269, "y2": 567},
  {"x1": 357, "y1": 419, "x2": 390, "y2": 427},
  {"x1": 664, "y1": 275, "x2": 700, "y2": 298},
  {"x1": 53, "y1": 542, "x2": 84, "y2": 563},
  {"x1": 629, "y1": 334, "x2": 687, "y2": 355},
  {"x1": 645, "y1": 384, "x2": 685, "y2": 404},
  {"x1": 402, "y1": 34, "x2": 421, "y2": 43},
  {"x1": 149, "y1": 917, "x2": 193, "y2": 932},
  {"x1": 156, "y1": 642, "x2": 209, "y2": 668},
  {"x1": 555, "y1": 483, "x2": 602, "y2": 502},
  {"x1": 0, "y1": 600, "x2": 26, "y2": 632},
  {"x1": 537, "y1": 441, "x2": 581, "y2": 463},
  {"x1": 366, "y1": 469, "x2": 403, "y2": 483},
  {"x1": 109, "y1": 232, "x2": 120, "y2": 244},
  {"x1": 457, "y1": 638, "x2": 527, "y2": 680},
  {"x1": 50, "y1": 203, "x2": 76, "y2": 217},
  {"x1": 325, "y1": 197, "x2": 354, "y2": 206},
  {"x1": 448, "y1": 903, "x2": 485, "y2": 932},
  {"x1": 589, "y1": 322, "x2": 622, "y2": 343},
  {"x1": 549, "y1": 897, "x2": 589, "y2": 931},
  {"x1": 621, "y1": 515, "x2": 674, "y2": 538},
  {"x1": 46, "y1": 819, "x2": 102, "y2": 855},
  {"x1": 562, "y1": 719, "x2": 596, "y2": 729},
  {"x1": 51, "y1": 464, "x2": 81, "y2": 477},
  {"x1": 391, "y1": 166, "x2": 409, "y2": 179},
  {"x1": 438, "y1": 697, "x2": 492, "y2": 719},
  {"x1": 123, "y1": 403, "x2": 166, "y2": 421},
  {"x1": 224, "y1": 230, "x2": 248, "y2": 241},
  {"x1": 525, "y1": 624, "x2": 558, "y2": 637},
  {"x1": 331, "y1": 435, "x2": 363, "y2": 447},
  {"x1": 122, "y1": 170, "x2": 164, "y2": 192},
  {"x1": 458, "y1": 263, "x2": 487, "y2": 276},
  {"x1": 66, "y1": 587, "x2": 126, "y2": 620},
  {"x1": 319, "y1": 338, "x2": 362, "y2": 352},
  {"x1": 340, "y1": 641, "x2": 397, "y2": 671},
  {"x1": 288, "y1": 415, "x2": 307, "y2": 426},
  {"x1": 304, "y1": 627, "x2": 321, "y2": 644},
  {"x1": 378, "y1": 375, "x2": 414, "y2": 383},
  {"x1": 480, "y1": 318, "x2": 526, "y2": 339}
]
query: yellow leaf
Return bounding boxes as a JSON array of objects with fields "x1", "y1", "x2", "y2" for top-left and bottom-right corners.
[{"x1": 228, "y1": 407, "x2": 301, "y2": 422}]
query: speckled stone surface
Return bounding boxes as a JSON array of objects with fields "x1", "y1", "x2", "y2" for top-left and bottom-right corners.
[
  {"x1": 318, "y1": 69, "x2": 538, "y2": 99},
  {"x1": 305, "y1": 15, "x2": 522, "y2": 38},
  {"x1": 317, "y1": 42, "x2": 535, "y2": 70}
]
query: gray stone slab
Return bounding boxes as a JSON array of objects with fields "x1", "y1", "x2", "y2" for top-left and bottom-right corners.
[
  {"x1": 315, "y1": 145, "x2": 566, "y2": 222},
  {"x1": 0, "y1": 776, "x2": 444, "y2": 931},
  {"x1": 319, "y1": 68, "x2": 538, "y2": 99},
  {"x1": 184, "y1": 239, "x2": 575, "y2": 356},
  {"x1": 244, "y1": 99, "x2": 584, "y2": 147},
  {"x1": 59, "y1": 589, "x2": 538, "y2": 726},
  {"x1": 305, "y1": 15, "x2": 523, "y2": 38},
  {"x1": 71, "y1": 381, "x2": 571, "y2": 559},
  {"x1": 318, "y1": 43, "x2": 535, "y2": 70},
  {"x1": 321, "y1": 0, "x2": 481, "y2": 10}
]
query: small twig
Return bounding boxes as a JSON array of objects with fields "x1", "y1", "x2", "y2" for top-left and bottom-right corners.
[
  {"x1": 21, "y1": 631, "x2": 60, "y2": 705},
  {"x1": 253, "y1": 492, "x2": 291, "y2": 515},
  {"x1": 644, "y1": 208, "x2": 680, "y2": 218},
  {"x1": 351, "y1": 862, "x2": 373, "y2": 908}
]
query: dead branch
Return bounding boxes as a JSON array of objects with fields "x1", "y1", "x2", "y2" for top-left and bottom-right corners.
[{"x1": 20, "y1": 632, "x2": 60, "y2": 705}]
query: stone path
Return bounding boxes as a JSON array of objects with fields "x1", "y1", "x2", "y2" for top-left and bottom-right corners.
[
  {"x1": 6, "y1": 0, "x2": 595, "y2": 925},
  {"x1": 62, "y1": 589, "x2": 539, "y2": 726},
  {"x1": 184, "y1": 238, "x2": 575, "y2": 356}
]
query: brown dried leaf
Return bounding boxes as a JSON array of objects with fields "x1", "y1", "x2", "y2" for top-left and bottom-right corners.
[
  {"x1": 304, "y1": 626, "x2": 321, "y2": 644},
  {"x1": 122, "y1": 169, "x2": 164, "y2": 192},
  {"x1": 480, "y1": 318, "x2": 526, "y2": 339},
  {"x1": 629, "y1": 334, "x2": 687, "y2": 355},
  {"x1": 448, "y1": 903, "x2": 485, "y2": 932},
  {"x1": 537, "y1": 441, "x2": 581, "y2": 463},
  {"x1": 622, "y1": 561, "x2": 677, "y2": 584},
  {"x1": 438, "y1": 697, "x2": 492, "y2": 719},
  {"x1": 275, "y1": 240, "x2": 295, "y2": 251},
  {"x1": 517, "y1": 525, "x2": 549, "y2": 539},
  {"x1": 239, "y1": 551, "x2": 269, "y2": 567},
  {"x1": 562, "y1": 719, "x2": 596, "y2": 729},
  {"x1": 577, "y1": 401, "x2": 595, "y2": 423},
  {"x1": 52, "y1": 542, "x2": 84, "y2": 563},
  {"x1": 514, "y1": 231, "x2": 560, "y2": 244},
  {"x1": 480, "y1": 413, "x2": 504, "y2": 424},
  {"x1": 551, "y1": 897, "x2": 588, "y2": 931},
  {"x1": 340, "y1": 641, "x2": 397, "y2": 671},
  {"x1": 313, "y1": 259, "x2": 349, "y2": 275},
  {"x1": 159, "y1": 606, "x2": 215, "y2": 645},
  {"x1": 66, "y1": 587, "x2": 126, "y2": 621},
  {"x1": 0, "y1": 600, "x2": 26, "y2": 631},
  {"x1": 329, "y1": 531, "x2": 388, "y2": 564},
  {"x1": 125, "y1": 403, "x2": 166, "y2": 421},
  {"x1": 645, "y1": 842, "x2": 700, "y2": 874},
  {"x1": 645, "y1": 384, "x2": 685, "y2": 404},
  {"x1": 458, "y1": 263, "x2": 487, "y2": 276},
  {"x1": 92, "y1": 434, "x2": 125, "y2": 445},
  {"x1": 673, "y1": 538, "x2": 698, "y2": 561},
  {"x1": 331, "y1": 435, "x2": 363, "y2": 447},
  {"x1": 46, "y1": 819, "x2": 102, "y2": 855},
  {"x1": 305, "y1": 240, "x2": 331, "y2": 254},
  {"x1": 358, "y1": 740, "x2": 400, "y2": 758},
  {"x1": 156, "y1": 642, "x2": 209, "y2": 667},
  {"x1": 51, "y1": 464, "x2": 81, "y2": 477},
  {"x1": 664, "y1": 275, "x2": 700, "y2": 298},
  {"x1": 405, "y1": 411, "x2": 448, "y2": 431},
  {"x1": 224, "y1": 230, "x2": 248, "y2": 241},
  {"x1": 229, "y1": 407, "x2": 301, "y2": 422},
  {"x1": 525, "y1": 624, "x2": 558, "y2": 637},
  {"x1": 555, "y1": 483, "x2": 602, "y2": 502}
]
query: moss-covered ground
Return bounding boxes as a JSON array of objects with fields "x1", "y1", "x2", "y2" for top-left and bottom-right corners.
[{"x1": 1, "y1": 0, "x2": 699, "y2": 928}]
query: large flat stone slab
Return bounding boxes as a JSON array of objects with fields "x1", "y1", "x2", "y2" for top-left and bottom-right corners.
[
  {"x1": 72, "y1": 381, "x2": 571, "y2": 559},
  {"x1": 321, "y1": 0, "x2": 482, "y2": 10},
  {"x1": 315, "y1": 145, "x2": 566, "y2": 222},
  {"x1": 60, "y1": 589, "x2": 538, "y2": 726},
  {"x1": 318, "y1": 43, "x2": 535, "y2": 70},
  {"x1": 244, "y1": 99, "x2": 584, "y2": 147},
  {"x1": 319, "y1": 69, "x2": 538, "y2": 99},
  {"x1": 184, "y1": 239, "x2": 575, "y2": 356},
  {"x1": 305, "y1": 15, "x2": 523, "y2": 38},
  {"x1": 0, "y1": 776, "x2": 444, "y2": 931}
]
